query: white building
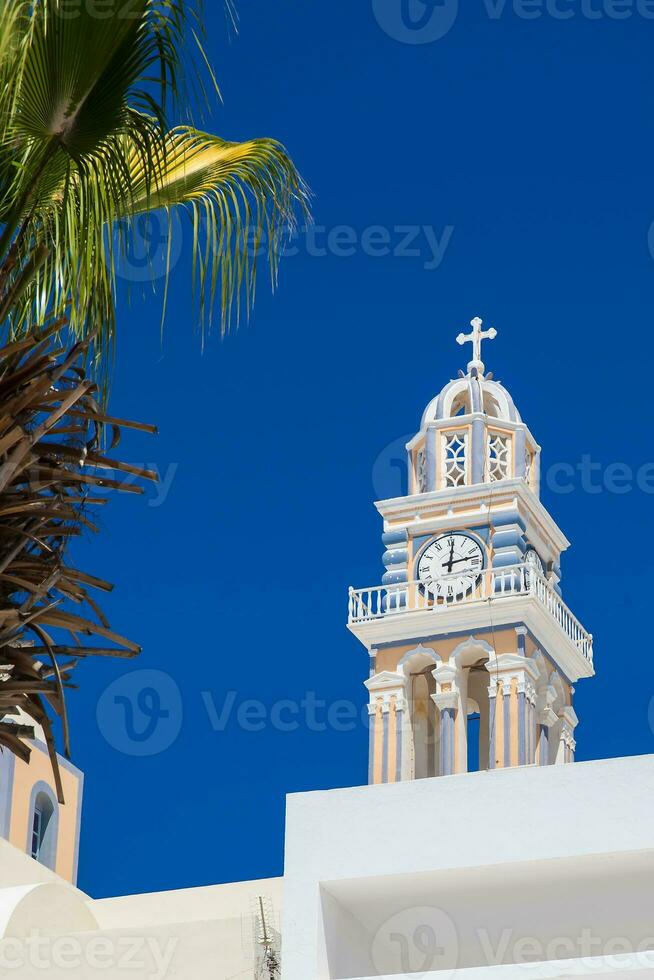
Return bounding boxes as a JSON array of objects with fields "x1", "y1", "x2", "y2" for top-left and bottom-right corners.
[{"x1": 0, "y1": 318, "x2": 652, "y2": 980}]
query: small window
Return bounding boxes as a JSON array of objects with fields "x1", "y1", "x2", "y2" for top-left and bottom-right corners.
[
  {"x1": 28, "y1": 789, "x2": 56, "y2": 869},
  {"x1": 30, "y1": 806, "x2": 43, "y2": 860},
  {"x1": 488, "y1": 433, "x2": 511, "y2": 482},
  {"x1": 443, "y1": 431, "x2": 468, "y2": 488}
]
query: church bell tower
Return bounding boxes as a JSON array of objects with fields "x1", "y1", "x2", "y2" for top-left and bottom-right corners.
[{"x1": 348, "y1": 317, "x2": 593, "y2": 782}]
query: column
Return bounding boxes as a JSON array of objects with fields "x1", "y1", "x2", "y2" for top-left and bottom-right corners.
[
  {"x1": 367, "y1": 702, "x2": 380, "y2": 784},
  {"x1": 432, "y1": 692, "x2": 458, "y2": 776},
  {"x1": 393, "y1": 696, "x2": 408, "y2": 782},
  {"x1": 487, "y1": 677, "x2": 508, "y2": 770},
  {"x1": 470, "y1": 417, "x2": 486, "y2": 484},
  {"x1": 431, "y1": 663, "x2": 460, "y2": 776},
  {"x1": 426, "y1": 427, "x2": 438, "y2": 491}
]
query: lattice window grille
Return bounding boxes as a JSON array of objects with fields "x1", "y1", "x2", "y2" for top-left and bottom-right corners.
[
  {"x1": 488, "y1": 433, "x2": 511, "y2": 482},
  {"x1": 443, "y1": 432, "x2": 468, "y2": 488},
  {"x1": 416, "y1": 448, "x2": 428, "y2": 493}
]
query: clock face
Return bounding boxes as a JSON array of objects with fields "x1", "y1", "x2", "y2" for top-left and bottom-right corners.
[
  {"x1": 525, "y1": 548, "x2": 545, "y2": 577},
  {"x1": 417, "y1": 533, "x2": 484, "y2": 600}
]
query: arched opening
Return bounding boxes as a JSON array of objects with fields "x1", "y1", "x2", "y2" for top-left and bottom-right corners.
[
  {"x1": 449, "y1": 394, "x2": 471, "y2": 417},
  {"x1": 465, "y1": 667, "x2": 491, "y2": 772},
  {"x1": 28, "y1": 786, "x2": 58, "y2": 870},
  {"x1": 483, "y1": 391, "x2": 502, "y2": 417},
  {"x1": 400, "y1": 647, "x2": 441, "y2": 780},
  {"x1": 452, "y1": 638, "x2": 495, "y2": 773},
  {"x1": 409, "y1": 667, "x2": 438, "y2": 779},
  {"x1": 466, "y1": 699, "x2": 481, "y2": 773}
]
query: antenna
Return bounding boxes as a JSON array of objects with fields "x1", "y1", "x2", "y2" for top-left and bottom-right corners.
[{"x1": 251, "y1": 895, "x2": 281, "y2": 980}]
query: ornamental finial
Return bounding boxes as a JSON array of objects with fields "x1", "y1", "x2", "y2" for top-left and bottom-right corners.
[{"x1": 456, "y1": 316, "x2": 497, "y2": 376}]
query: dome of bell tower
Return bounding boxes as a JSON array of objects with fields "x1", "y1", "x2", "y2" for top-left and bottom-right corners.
[
  {"x1": 421, "y1": 374, "x2": 522, "y2": 427},
  {"x1": 406, "y1": 316, "x2": 540, "y2": 496}
]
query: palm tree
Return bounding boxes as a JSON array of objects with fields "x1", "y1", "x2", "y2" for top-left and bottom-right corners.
[
  {"x1": 0, "y1": 0, "x2": 309, "y2": 364},
  {"x1": 0, "y1": 0, "x2": 308, "y2": 794}
]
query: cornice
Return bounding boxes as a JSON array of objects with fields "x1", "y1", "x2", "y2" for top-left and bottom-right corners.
[
  {"x1": 406, "y1": 415, "x2": 541, "y2": 451},
  {"x1": 375, "y1": 479, "x2": 570, "y2": 555},
  {"x1": 348, "y1": 593, "x2": 594, "y2": 683}
]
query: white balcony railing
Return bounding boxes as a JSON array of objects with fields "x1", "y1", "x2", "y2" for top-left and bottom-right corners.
[{"x1": 348, "y1": 563, "x2": 593, "y2": 665}]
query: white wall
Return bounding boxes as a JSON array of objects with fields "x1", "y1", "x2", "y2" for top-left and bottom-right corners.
[
  {"x1": 0, "y1": 839, "x2": 283, "y2": 979},
  {"x1": 283, "y1": 755, "x2": 654, "y2": 980}
]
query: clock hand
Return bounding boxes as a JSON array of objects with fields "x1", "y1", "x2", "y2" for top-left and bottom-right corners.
[{"x1": 447, "y1": 539, "x2": 455, "y2": 573}]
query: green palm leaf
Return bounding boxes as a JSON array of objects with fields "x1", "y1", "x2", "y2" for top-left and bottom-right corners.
[{"x1": 0, "y1": 0, "x2": 309, "y2": 370}]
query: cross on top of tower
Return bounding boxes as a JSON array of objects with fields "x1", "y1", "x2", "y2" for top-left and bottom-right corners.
[{"x1": 456, "y1": 316, "x2": 497, "y2": 376}]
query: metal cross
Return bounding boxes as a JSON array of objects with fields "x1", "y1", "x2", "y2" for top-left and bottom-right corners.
[{"x1": 456, "y1": 316, "x2": 497, "y2": 376}]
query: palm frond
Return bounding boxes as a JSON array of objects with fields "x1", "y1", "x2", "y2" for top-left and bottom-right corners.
[
  {"x1": 0, "y1": 0, "x2": 309, "y2": 373},
  {"x1": 0, "y1": 320, "x2": 156, "y2": 801}
]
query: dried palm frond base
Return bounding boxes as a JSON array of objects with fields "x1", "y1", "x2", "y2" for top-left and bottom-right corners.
[{"x1": 0, "y1": 322, "x2": 156, "y2": 802}]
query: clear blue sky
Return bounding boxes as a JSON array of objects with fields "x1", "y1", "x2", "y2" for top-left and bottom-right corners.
[{"x1": 70, "y1": 0, "x2": 654, "y2": 898}]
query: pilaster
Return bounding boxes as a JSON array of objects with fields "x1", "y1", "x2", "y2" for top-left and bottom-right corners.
[
  {"x1": 364, "y1": 671, "x2": 408, "y2": 785},
  {"x1": 486, "y1": 651, "x2": 540, "y2": 770}
]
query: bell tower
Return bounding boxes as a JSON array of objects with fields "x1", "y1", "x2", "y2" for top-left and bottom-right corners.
[{"x1": 348, "y1": 317, "x2": 593, "y2": 782}]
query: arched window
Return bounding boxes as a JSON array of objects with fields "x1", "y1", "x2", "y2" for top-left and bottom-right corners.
[{"x1": 27, "y1": 784, "x2": 58, "y2": 870}]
